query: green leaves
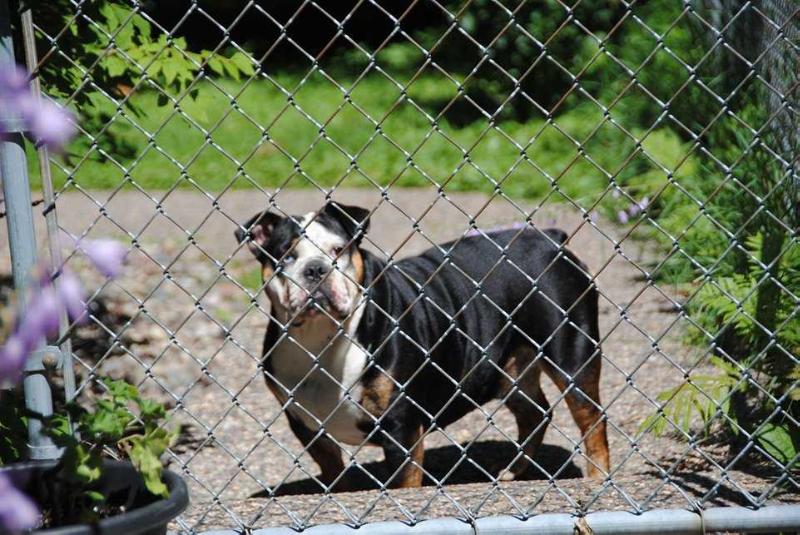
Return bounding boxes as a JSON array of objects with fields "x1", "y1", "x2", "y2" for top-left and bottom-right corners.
[
  {"x1": 137, "y1": 398, "x2": 167, "y2": 424},
  {"x1": 0, "y1": 391, "x2": 28, "y2": 465},
  {"x1": 640, "y1": 356, "x2": 743, "y2": 437},
  {"x1": 36, "y1": 1, "x2": 255, "y2": 121},
  {"x1": 756, "y1": 422, "x2": 798, "y2": 467},
  {"x1": 78, "y1": 379, "x2": 138, "y2": 442},
  {"x1": 101, "y1": 16, "x2": 255, "y2": 98},
  {"x1": 643, "y1": 344, "x2": 800, "y2": 468},
  {"x1": 104, "y1": 54, "x2": 129, "y2": 78},
  {"x1": 103, "y1": 378, "x2": 139, "y2": 400},
  {"x1": 128, "y1": 426, "x2": 175, "y2": 498},
  {"x1": 641, "y1": 225, "x2": 799, "y2": 466},
  {"x1": 63, "y1": 443, "x2": 103, "y2": 485}
]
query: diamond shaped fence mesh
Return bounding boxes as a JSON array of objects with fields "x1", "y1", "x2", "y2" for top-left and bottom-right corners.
[{"x1": 2, "y1": 0, "x2": 798, "y2": 532}]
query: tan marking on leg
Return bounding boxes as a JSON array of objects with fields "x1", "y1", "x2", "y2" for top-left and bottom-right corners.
[
  {"x1": 498, "y1": 347, "x2": 542, "y2": 396},
  {"x1": 544, "y1": 360, "x2": 610, "y2": 479},
  {"x1": 567, "y1": 400, "x2": 609, "y2": 479},
  {"x1": 395, "y1": 424, "x2": 425, "y2": 488},
  {"x1": 360, "y1": 372, "x2": 395, "y2": 418}
]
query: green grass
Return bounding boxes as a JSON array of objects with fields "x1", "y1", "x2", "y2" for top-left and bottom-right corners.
[
  {"x1": 237, "y1": 266, "x2": 263, "y2": 294},
  {"x1": 34, "y1": 71, "x2": 694, "y2": 208}
]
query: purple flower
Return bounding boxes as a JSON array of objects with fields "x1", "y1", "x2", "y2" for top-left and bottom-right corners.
[
  {"x1": 19, "y1": 287, "x2": 61, "y2": 342},
  {"x1": 0, "y1": 474, "x2": 39, "y2": 533},
  {"x1": 0, "y1": 334, "x2": 29, "y2": 387},
  {"x1": 617, "y1": 210, "x2": 629, "y2": 224},
  {"x1": 26, "y1": 100, "x2": 76, "y2": 151},
  {"x1": 0, "y1": 65, "x2": 29, "y2": 97},
  {"x1": 589, "y1": 211, "x2": 598, "y2": 222},
  {"x1": 57, "y1": 270, "x2": 87, "y2": 323},
  {"x1": 0, "y1": 64, "x2": 76, "y2": 151},
  {"x1": 82, "y1": 239, "x2": 127, "y2": 278},
  {"x1": 612, "y1": 189, "x2": 620, "y2": 199},
  {"x1": 628, "y1": 196, "x2": 650, "y2": 217}
]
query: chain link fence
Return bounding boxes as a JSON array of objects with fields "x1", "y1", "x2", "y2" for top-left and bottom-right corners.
[{"x1": 3, "y1": 0, "x2": 798, "y2": 532}]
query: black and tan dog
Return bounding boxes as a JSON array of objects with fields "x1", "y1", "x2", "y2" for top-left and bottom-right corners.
[{"x1": 235, "y1": 202, "x2": 609, "y2": 488}]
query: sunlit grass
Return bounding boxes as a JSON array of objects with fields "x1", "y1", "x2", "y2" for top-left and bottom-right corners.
[{"x1": 34, "y1": 72, "x2": 693, "y2": 207}]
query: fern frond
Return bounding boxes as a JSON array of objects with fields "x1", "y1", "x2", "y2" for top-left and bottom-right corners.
[{"x1": 640, "y1": 360, "x2": 742, "y2": 437}]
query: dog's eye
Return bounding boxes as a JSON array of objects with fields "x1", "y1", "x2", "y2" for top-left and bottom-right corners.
[
  {"x1": 332, "y1": 246, "x2": 343, "y2": 257},
  {"x1": 283, "y1": 254, "x2": 296, "y2": 265}
]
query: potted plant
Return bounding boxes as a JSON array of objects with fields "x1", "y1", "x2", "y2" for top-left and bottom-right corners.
[
  {"x1": 1, "y1": 380, "x2": 188, "y2": 535},
  {"x1": 0, "y1": 238, "x2": 189, "y2": 534},
  {"x1": 0, "y1": 61, "x2": 187, "y2": 533},
  {"x1": 0, "y1": 234, "x2": 189, "y2": 534},
  {"x1": 0, "y1": 234, "x2": 188, "y2": 534}
]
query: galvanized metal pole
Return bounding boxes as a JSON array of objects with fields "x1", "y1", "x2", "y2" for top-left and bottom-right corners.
[
  {"x1": 20, "y1": 6, "x2": 77, "y2": 404},
  {"x1": 0, "y1": 0, "x2": 59, "y2": 460}
]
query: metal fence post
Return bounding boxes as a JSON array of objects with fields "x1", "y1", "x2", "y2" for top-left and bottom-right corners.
[
  {"x1": 0, "y1": 0, "x2": 59, "y2": 461},
  {"x1": 19, "y1": 7, "x2": 77, "y2": 405}
]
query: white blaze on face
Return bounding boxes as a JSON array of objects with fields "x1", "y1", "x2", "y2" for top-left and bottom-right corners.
[
  {"x1": 264, "y1": 209, "x2": 370, "y2": 444},
  {"x1": 264, "y1": 211, "x2": 363, "y2": 322}
]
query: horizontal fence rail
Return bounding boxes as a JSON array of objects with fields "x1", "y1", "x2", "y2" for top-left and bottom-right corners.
[{"x1": 3, "y1": 0, "x2": 798, "y2": 533}]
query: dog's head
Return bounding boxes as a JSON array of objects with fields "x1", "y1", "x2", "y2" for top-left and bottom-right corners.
[{"x1": 235, "y1": 202, "x2": 370, "y2": 326}]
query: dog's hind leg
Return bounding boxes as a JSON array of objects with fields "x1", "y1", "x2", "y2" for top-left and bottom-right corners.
[
  {"x1": 286, "y1": 411, "x2": 347, "y2": 490},
  {"x1": 544, "y1": 351, "x2": 609, "y2": 479},
  {"x1": 499, "y1": 348, "x2": 550, "y2": 480},
  {"x1": 380, "y1": 422, "x2": 425, "y2": 488}
]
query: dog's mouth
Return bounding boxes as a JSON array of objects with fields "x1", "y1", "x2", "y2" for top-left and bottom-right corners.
[{"x1": 290, "y1": 291, "x2": 346, "y2": 326}]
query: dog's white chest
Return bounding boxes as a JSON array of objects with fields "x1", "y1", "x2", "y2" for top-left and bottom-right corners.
[{"x1": 270, "y1": 310, "x2": 368, "y2": 445}]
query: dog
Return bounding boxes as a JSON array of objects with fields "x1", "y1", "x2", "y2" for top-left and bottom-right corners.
[{"x1": 235, "y1": 202, "x2": 609, "y2": 489}]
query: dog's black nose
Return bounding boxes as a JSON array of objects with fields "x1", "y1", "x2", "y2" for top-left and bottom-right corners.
[{"x1": 303, "y1": 260, "x2": 330, "y2": 282}]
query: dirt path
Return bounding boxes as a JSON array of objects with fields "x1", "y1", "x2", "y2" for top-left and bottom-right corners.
[{"x1": 2, "y1": 188, "x2": 794, "y2": 531}]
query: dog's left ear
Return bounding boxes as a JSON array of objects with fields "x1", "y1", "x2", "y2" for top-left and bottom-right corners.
[
  {"x1": 235, "y1": 210, "x2": 284, "y2": 263},
  {"x1": 323, "y1": 202, "x2": 371, "y2": 245}
]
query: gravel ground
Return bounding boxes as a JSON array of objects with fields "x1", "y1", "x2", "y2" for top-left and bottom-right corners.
[{"x1": 2, "y1": 187, "x2": 796, "y2": 532}]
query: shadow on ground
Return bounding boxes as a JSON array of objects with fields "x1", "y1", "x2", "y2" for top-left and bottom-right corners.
[
  {"x1": 253, "y1": 441, "x2": 581, "y2": 496},
  {"x1": 642, "y1": 453, "x2": 794, "y2": 508}
]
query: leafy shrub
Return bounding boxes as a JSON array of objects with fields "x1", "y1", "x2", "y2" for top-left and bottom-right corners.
[
  {"x1": 14, "y1": 0, "x2": 253, "y2": 160},
  {"x1": 643, "y1": 234, "x2": 799, "y2": 466},
  {"x1": 20, "y1": 1, "x2": 254, "y2": 105},
  {"x1": 420, "y1": 0, "x2": 624, "y2": 118},
  {"x1": 586, "y1": 0, "x2": 800, "y2": 465},
  {"x1": 637, "y1": 96, "x2": 799, "y2": 464},
  {"x1": 690, "y1": 234, "x2": 799, "y2": 365}
]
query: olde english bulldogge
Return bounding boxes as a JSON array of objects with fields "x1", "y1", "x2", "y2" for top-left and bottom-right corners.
[{"x1": 235, "y1": 202, "x2": 609, "y2": 489}]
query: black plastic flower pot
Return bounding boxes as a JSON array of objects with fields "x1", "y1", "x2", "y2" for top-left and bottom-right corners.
[{"x1": 1, "y1": 459, "x2": 188, "y2": 535}]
